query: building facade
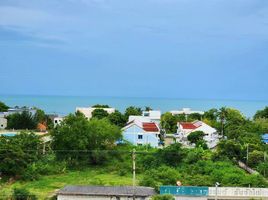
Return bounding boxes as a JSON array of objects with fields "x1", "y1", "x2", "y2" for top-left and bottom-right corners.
[
  {"x1": 122, "y1": 120, "x2": 160, "y2": 148},
  {"x1": 0, "y1": 117, "x2": 7, "y2": 129}
]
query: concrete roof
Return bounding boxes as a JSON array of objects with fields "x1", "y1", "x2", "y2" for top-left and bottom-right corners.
[{"x1": 57, "y1": 185, "x2": 156, "y2": 197}]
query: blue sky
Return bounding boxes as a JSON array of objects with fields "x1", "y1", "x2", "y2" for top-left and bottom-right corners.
[{"x1": 1, "y1": 0, "x2": 268, "y2": 100}]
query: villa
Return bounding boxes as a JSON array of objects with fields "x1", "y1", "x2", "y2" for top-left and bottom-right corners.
[
  {"x1": 176, "y1": 120, "x2": 220, "y2": 149},
  {"x1": 128, "y1": 110, "x2": 161, "y2": 124},
  {"x1": 76, "y1": 106, "x2": 115, "y2": 120},
  {"x1": 122, "y1": 119, "x2": 161, "y2": 148}
]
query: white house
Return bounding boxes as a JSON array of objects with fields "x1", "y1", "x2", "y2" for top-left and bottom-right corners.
[
  {"x1": 128, "y1": 110, "x2": 161, "y2": 124},
  {"x1": 122, "y1": 120, "x2": 161, "y2": 148},
  {"x1": 0, "y1": 117, "x2": 7, "y2": 129},
  {"x1": 54, "y1": 117, "x2": 64, "y2": 127},
  {"x1": 176, "y1": 120, "x2": 220, "y2": 149},
  {"x1": 76, "y1": 106, "x2": 115, "y2": 119},
  {"x1": 170, "y1": 108, "x2": 204, "y2": 115},
  {"x1": 57, "y1": 185, "x2": 156, "y2": 200}
]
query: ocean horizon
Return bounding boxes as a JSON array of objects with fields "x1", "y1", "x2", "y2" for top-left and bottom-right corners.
[{"x1": 0, "y1": 94, "x2": 267, "y2": 118}]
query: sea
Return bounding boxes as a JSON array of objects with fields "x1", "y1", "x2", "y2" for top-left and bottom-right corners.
[{"x1": 0, "y1": 95, "x2": 268, "y2": 118}]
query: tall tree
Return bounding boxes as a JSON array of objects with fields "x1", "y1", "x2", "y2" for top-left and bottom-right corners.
[{"x1": 0, "y1": 101, "x2": 9, "y2": 112}]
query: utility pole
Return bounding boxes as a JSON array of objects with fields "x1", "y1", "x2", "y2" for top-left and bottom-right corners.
[{"x1": 132, "y1": 149, "x2": 136, "y2": 200}]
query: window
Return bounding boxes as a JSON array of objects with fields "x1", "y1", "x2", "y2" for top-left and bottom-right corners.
[
  {"x1": 55, "y1": 120, "x2": 58, "y2": 123},
  {"x1": 138, "y1": 135, "x2": 143, "y2": 139},
  {"x1": 1, "y1": 124, "x2": 3, "y2": 127}
]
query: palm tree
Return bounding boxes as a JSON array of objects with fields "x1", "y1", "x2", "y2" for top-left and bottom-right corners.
[{"x1": 217, "y1": 107, "x2": 227, "y2": 137}]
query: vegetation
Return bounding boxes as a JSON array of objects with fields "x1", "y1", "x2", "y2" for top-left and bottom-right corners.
[
  {"x1": 91, "y1": 108, "x2": 109, "y2": 119},
  {"x1": 12, "y1": 188, "x2": 37, "y2": 200},
  {"x1": 0, "y1": 101, "x2": 9, "y2": 112},
  {"x1": 152, "y1": 195, "x2": 175, "y2": 200},
  {"x1": 1, "y1": 101, "x2": 268, "y2": 199}
]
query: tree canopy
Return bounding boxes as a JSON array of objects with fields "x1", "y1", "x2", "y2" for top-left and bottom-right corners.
[{"x1": 0, "y1": 101, "x2": 9, "y2": 112}]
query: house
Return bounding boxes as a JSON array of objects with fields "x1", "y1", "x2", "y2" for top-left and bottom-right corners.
[
  {"x1": 170, "y1": 108, "x2": 204, "y2": 119},
  {"x1": 57, "y1": 185, "x2": 156, "y2": 200},
  {"x1": 176, "y1": 120, "x2": 220, "y2": 149},
  {"x1": 76, "y1": 106, "x2": 115, "y2": 119},
  {"x1": 262, "y1": 134, "x2": 268, "y2": 144},
  {"x1": 0, "y1": 117, "x2": 7, "y2": 129},
  {"x1": 128, "y1": 110, "x2": 161, "y2": 124},
  {"x1": 54, "y1": 116, "x2": 64, "y2": 127},
  {"x1": 122, "y1": 120, "x2": 161, "y2": 148}
]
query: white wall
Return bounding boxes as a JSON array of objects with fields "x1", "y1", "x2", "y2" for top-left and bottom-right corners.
[
  {"x1": 76, "y1": 107, "x2": 115, "y2": 119},
  {"x1": 0, "y1": 117, "x2": 7, "y2": 129}
]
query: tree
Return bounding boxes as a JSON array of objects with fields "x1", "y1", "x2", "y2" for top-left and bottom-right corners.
[
  {"x1": 91, "y1": 108, "x2": 109, "y2": 119},
  {"x1": 157, "y1": 143, "x2": 185, "y2": 166},
  {"x1": 51, "y1": 113, "x2": 122, "y2": 165},
  {"x1": 248, "y1": 150, "x2": 264, "y2": 167},
  {"x1": 187, "y1": 131, "x2": 205, "y2": 144},
  {"x1": 254, "y1": 107, "x2": 268, "y2": 119},
  {"x1": 217, "y1": 140, "x2": 242, "y2": 160},
  {"x1": 204, "y1": 108, "x2": 218, "y2": 121},
  {"x1": 161, "y1": 112, "x2": 178, "y2": 133},
  {"x1": 124, "y1": 106, "x2": 142, "y2": 119},
  {"x1": 108, "y1": 110, "x2": 127, "y2": 127},
  {"x1": 217, "y1": 107, "x2": 227, "y2": 136},
  {"x1": 7, "y1": 111, "x2": 37, "y2": 130},
  {"x1": 0, "y1": 132, "x2": 41, "y2": 177},
  {"x1": 0, "y1": 101, "x2": 9, "y2": 112},
  {"x1": 92, "y1": 104, "x2": 110, "y2": 108}
]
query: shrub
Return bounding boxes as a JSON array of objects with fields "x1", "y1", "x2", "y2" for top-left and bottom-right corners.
[
  {"x1": 12, "y1": 188, "x2": 37, "y2": 200},
  {"x1": 152, "y1": 194, "x2": 175, "y2": 200}
]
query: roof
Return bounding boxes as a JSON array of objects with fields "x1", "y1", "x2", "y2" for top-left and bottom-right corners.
[
  {"x1": 57, "y1": 186, "x2": 156, "y2": 197},
  {"x1": 142, "y1": 122, "x2": 159, "y2": 132},
  {"x1": 179, "y1": 121, "x2": 203, "y2": 130},
  {"x1": 262, "y1": 134, "x2": 268, "y2": 141}
]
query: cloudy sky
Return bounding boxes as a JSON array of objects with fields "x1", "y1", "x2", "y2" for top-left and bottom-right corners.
[{"x1": 1, "y1": 0, "x2": 268, "y2": 100}]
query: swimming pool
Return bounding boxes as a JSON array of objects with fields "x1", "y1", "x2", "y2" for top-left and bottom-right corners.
[{"x1": 1, "y1": 133, "x2": 17, "y2": 137}]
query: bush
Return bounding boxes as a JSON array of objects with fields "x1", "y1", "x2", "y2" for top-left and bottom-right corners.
[
  {"x1": 152, "y1": 194, "x2": 175, "y2": 200},
  {"x1": 12, "y1": 188, "x2": 37, "y2": 200}
]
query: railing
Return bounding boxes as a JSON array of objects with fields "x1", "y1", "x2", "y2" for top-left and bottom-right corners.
[{"x1": 160, "y1": 186, "x2": 209, "y2": 196}]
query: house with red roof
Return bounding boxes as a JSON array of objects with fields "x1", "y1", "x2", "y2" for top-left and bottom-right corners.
[
  {"x1": 176, "y1": 120, "x2": 220, "y2": 148},
  {"x1": 122, "y1": 120, "x2": 161, "y2": 148}
]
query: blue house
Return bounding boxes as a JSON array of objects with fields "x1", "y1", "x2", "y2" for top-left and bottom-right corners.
[
  {"x1": 122, "y1": 120, "x2": 160, "y2": 148},
  {"x1": 262, "y1": 134, "x2": 268, "y2": 144}
]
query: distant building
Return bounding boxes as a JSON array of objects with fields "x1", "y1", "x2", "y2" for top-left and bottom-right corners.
[
  {"x1": 57, "y1": 185, "x2": 156, "y2": 200},
  {"x1": 262, "y1": 134, "x2": 268, "y2": 144},
  {"x1": 0, "y1": 117, "x2": 7, "y2": 129},
  {"x1": 128, "y1": 110, "x2": 161, "y2": 124},
  {"x1": 76, "y1": 106, "x2": 115, "y2": 119},
  {"x1": 176, "y1": 120, "x2": 220, "y2": 149},
  {"x1": 170, "y1": 108, "x2": 204, "y2": 116},
  {"x1": 54, "y1": 117, "x2": 64, "y2": 127},
  {"x1": 122, "y1": 120, "x2": 161, "y2": 148}
]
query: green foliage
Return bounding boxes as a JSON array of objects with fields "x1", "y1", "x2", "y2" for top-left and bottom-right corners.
[
  {"x1": 91, "y1": 108, "x2": 109, "y2": 119},
  {"x1": 217, "y1": 140, "x2": 242, "y2": 161},
  {"x1": 152, "y1": 195, "x2": 175, "y2": 200},
  {"x1": 51, "y1": 113, "x2": 122, "y2": 165},
  {"x1": 12, "y1": 188, "x2": 37, "y2": 200},
  {"x1": 7, "y1": 111, "x2": 37, "y2": 130},
  {"x1": 108, "y1": 110, "x2": 127, "y2": 127},
  {"x1": 140, "y1": 166, "x2": 180, "y2": 191},
  {"x1": 187, "y1": 131, "x2": 205, "y2": 144},
  {"x1": 157, "y1": 143, "x2": 185, "y2": 167},
  {"x1": 124, "y1": 106, "x2": 142, "y2": 119},
  {"x1": 0, "y1": 101, "x2": 9, "y2": 112},
  {"x1": 92, "y1": 104, "x2": 110, "y2": 108},
  {"x1": 254, "y1": 106, "x2": 268, "y2": 119},
  {"x1": 248, "y1": 150, "x2": 264, "y2": 167},
  {"x1": 161, "y1": 112, "x2": 178, "y2": 133},
  {"x1": 0, "y1": 132, "x2": 42, "y2": 178}
]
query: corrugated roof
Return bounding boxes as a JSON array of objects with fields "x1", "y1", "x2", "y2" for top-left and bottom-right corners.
[
  {"x1": 142, "y1": 122, "x2": 159, "y2": 132},
  {"x1": 57, "y1": 186, "x2": 156, "y2": 197}
]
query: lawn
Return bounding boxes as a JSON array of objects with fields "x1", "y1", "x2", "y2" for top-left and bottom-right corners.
[{"x1": 0, "y1": 167, "x2": 135, "y2": 200}]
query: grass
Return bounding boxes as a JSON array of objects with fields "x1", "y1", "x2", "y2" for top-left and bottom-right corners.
[{"x1": 0, "y1": 167, "x2": 136, "y2": 200}]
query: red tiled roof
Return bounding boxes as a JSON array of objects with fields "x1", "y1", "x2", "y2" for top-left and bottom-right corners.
[
  {"x1": 180, "y1": 122, "x2": 200, "y2": 130},
  {"x1": 142, "y1": 122, "x2": 159, "y2": 132}
]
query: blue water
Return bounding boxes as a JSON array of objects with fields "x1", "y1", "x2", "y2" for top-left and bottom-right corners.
[
  {"x1": 0, "y1": 95, "x2": 267, "y2": 117},
  {"x1": 1, "y1": 133, "x2": 16, "y2": 137}
]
